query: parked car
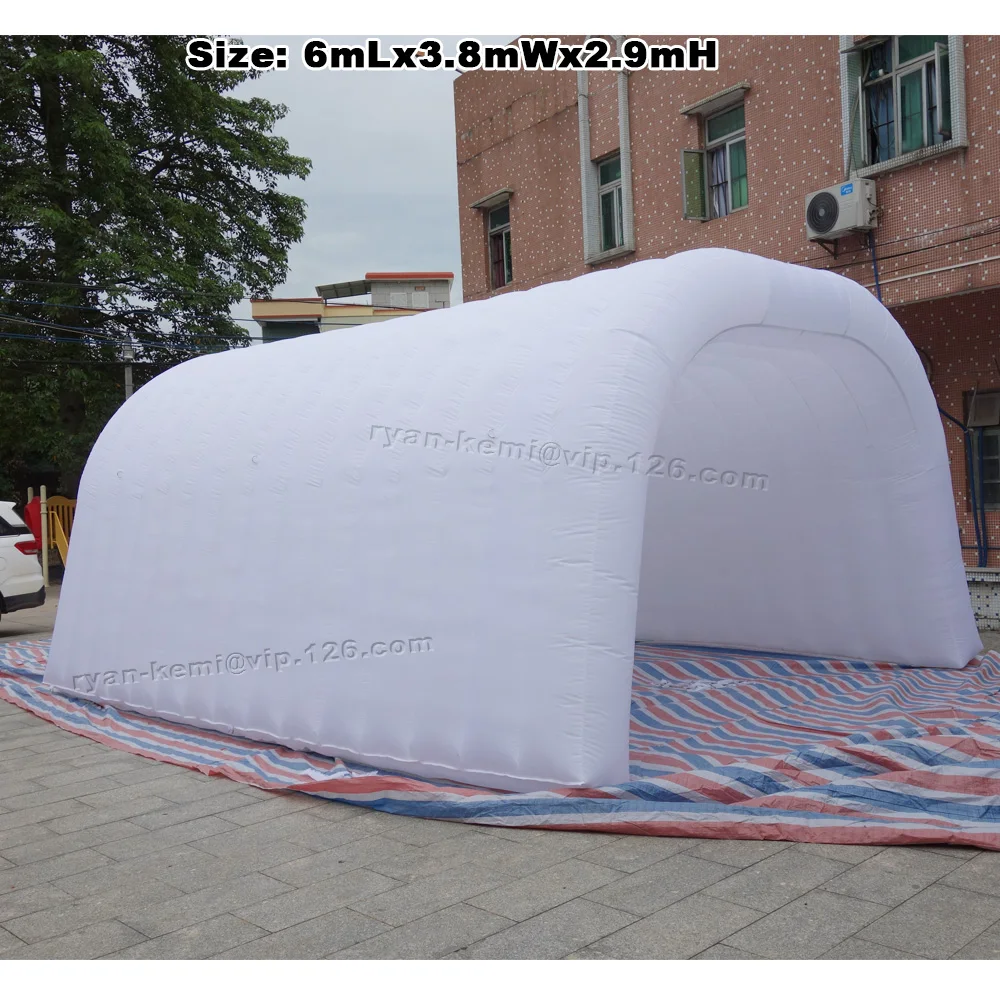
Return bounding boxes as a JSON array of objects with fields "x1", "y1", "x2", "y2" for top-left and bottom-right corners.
[{"x1": 0, "y1": 501, "x2": 45, "y2": 619}]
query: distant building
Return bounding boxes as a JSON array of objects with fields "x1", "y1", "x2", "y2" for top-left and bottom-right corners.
[{"x1": 251, "y1": 271, "x2": 453, "y2": 343}]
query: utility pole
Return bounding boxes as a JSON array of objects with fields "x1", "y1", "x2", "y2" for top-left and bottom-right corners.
[
  {"x1": 40, "y1": 485, "x2": 49, "y2": 587},
  {"x1": 123, "y1": 341, "x2": 134, "y2": 400}
]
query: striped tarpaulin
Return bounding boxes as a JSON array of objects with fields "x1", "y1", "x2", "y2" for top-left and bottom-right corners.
[{"x1": 3, "y1": 639, "x2": 1000, "y2": 849}]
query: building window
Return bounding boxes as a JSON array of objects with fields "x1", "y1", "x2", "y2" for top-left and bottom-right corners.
[
  {"x1": 598, "y1": 156, "x2": 624, "y2": 251},
  {"x1": 682, "y1": 103, "x2": 747, "y2": 221},
  {"x1": 705, "y1": 105, "x2": 747, "y2": 218},
  {"x1": 968, "y1": 391, "x2": 1000, "y2": 509},
  {"x1": 488, "y1": 203, "x2": 512, "y2": 289},
  {"x1": 855, "y1": 36, "x2": 951, "y2": 166}
]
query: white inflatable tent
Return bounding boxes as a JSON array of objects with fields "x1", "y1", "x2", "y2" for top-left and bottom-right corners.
[{"x1": 45, "y1": 249, "x2": 981, "y2": 792}]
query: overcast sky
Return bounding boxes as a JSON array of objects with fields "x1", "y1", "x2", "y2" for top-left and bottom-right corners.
[{"x1": 232, "y1": 35, "x2": 511, "y2": 333}]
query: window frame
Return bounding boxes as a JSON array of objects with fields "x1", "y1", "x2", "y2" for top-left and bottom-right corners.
[
  {"x1": 597, "y1": 155, "x2": 624, "y2": 252},
  {"x1": 487, "y1": 202, "x2": 513, "y2": 290},
  {"x1": 682, "y1": 102, "x2": 747, "y2": 222},
  {"x1": 965, "y1": 389, "x2": 1000, "y2": 511},
  {"x1": 857, "y1": 36, "x2": 953, "y2": 168},
  {"x1": 704, "y1": 105, "x2": 748, "y2": 219}
]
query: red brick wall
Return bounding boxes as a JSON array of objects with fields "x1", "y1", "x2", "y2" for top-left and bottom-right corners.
[
  {"x1": 454, "y1": 35, "x2": 1000, "y2": 563},
  {"x1": 455, "y1": 35, "x2": 1000, "y2": 306},
  {"x1": 893, "y1": 289, "x2": 1000, "y2": 566}
]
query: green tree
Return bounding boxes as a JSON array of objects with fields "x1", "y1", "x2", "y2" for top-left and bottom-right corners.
[{"x1": 0, "y1": 35, "x2": 310, "y2": 497}]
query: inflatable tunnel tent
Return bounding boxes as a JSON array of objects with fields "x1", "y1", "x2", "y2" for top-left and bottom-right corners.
[{"x1": 44, "y1": 249, "x2": 981, "y2": 792}]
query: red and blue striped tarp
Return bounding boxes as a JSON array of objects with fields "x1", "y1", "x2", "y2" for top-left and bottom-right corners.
[{"x1": 3, "y1": 639, "x2": 1000, "y2": 849}]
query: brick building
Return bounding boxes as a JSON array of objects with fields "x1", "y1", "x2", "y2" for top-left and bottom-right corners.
[{"x1": 454, "y1": 35, "x2": 1000, "y2": 568}]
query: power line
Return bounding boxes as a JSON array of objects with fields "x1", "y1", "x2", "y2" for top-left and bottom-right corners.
[
  {"x1": 0, "y1": 296, "x2": 264, "y2": 323},
  {"x1": 0, "y1": 275, "x2": 246, "y2": 302},
  {"x1": 802, "y1": 224, "x2": 1000, "y2": 279},
  {"x1": 0, "y1": 297, "x2": 263, "y2": 325},
  {"x1": 0, "y1": 330, "x2": 240, "y2": 354},
  {"x1": 0, "y1": 313, "x2": 252, "y2": 348},
  {"x1": 793, "y1": 214, "x2": 1000, "y2": 266}
]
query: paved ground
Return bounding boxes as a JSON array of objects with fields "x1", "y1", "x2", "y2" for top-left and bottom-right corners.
[{"x1": 2, "y1": 590, "x2": 1000, "y2": 959}]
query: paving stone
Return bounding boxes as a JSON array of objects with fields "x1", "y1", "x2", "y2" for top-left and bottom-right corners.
[
  {"x1": 0, "y1": 925, "x2": 23, "y2": 955},
  {"x1": 687, "y1": 839, "x2": 791, "y2": 868},
  {"x1": 126, "y1": 846, "x2": 280, "y2": 894},
  {"x1": 475, "y1": 826, "x2": 548, "y2": 842},
  {"x1": 119, "y1": 872, "x2": 291, "y2": 937},
  {"x1": 3, "y1": 875, "x2": 182, "y2": 943},
  {"x1": 4, "y1": 761, "x2": 84, "y2": 784},
  {"x1": 0, "y1": 779, "x2": 42, "y2": 799},
  {"x1": 458, "y1": 898, "x2": 637, "y2": 959},
  {"x1": 825, "y1": 846, "x2": 964, "y2": 906},
  {"x1": 0, "y1": 884, "x2": 75, "y2": 923},
  {"x1": 35, "y1": 760, "x2": 148, "y2": 788},
  {"x1": 0, "y1": 731, "x2": 75, "y2": 753},
  {"x1": 215, "y1": 793, "x2": 320, "y2": 827},
  {"x1": 124, "y1": 773, "x2": 240, "y2": 804},
  {"x1": 468, "y1": 832, "x2": 621, "y2": 879},
  {"x1": 913, "y1": 845, "x2": 983, "y2": 861},
  {"x1": 229, "y1": 784, "x2": 279, "y2": 801},
  {"x1": 366, "y1": 830, "x2": 513, "y2": 881},
  {"x1": 821, "y1": 937, "x2": 921, "y2": 959},
  {"x1": 0, "y1": 799, "x2": 92, "y2": 833},
  {"x1": 49, "y1": 847, "x2": 218, "y2": 898},
  {"x1": 584, "y1": 853, "x2": 740, "y2": 917},
  {"x1": 577, "y1": 892, "x2": 761, "y2": 959},
  {"x1": 109, "y1": 914, "x2": 267, "y2": 959},
  {"x1": 57, "y1": 842, "x2": 287, "y2": 896},
  {"x1": 724, "y1": 889, "x2": 887, "y2": 958},
  {"x1": 16, "y1": 919, "x2": 146, "y2": 959},
  {"x1": 235, "y1": 868, "x2": 399, "y2": 932},
  {"x1": 264, "y1": 836, "x2": 410, "y2": 887},
  {"x1": 93, "y1": 815, "x2": 240, "y2": 861},
  {"x1": 334, "y1": 902, "x2": 513, "y2": 959},
  {"x1": 110, "y1": 763, "x2": 191, "y2": 786},
  {"x1": 352, "y1": 863, "x2": 509, "y2": 926},
  {"x1": 77, "y1": 784, "x2": 182, "y2": 810},
  {"x1": 189, "y1": 824, "x2": 317, "y2": 869},
  {"x1": 692, "y1": 943, "x2": 764, "y2": 959},
  {"x1": 373, "y1": 812, "x2": 478, "y2": 847},
  {"x1": 469, "y1": 858, "x2": 621, "y2": 922},
  {"x1": 217, "y1": 908, "x2": 391, "y2": 959},
  {"x1": 194, "y1": 810, "x2": 379, "y2": 857},
  {"x1": 43, "y1": 797, "x2": 174, "y2": 834},
  {"x1": 0, "y1": 777, "x2": 123, "y2": 811},
  {"x1": 16, "y1": 742, "x2": 118, "y2": 766},
  {"x1": 0, "y1": 825, "x2": 54, "y2": 852},
  {"x1": 1, "y1": 821, "x2": 147, "y2": 865},
  {"x1": 702, "y1": 848, "x2": 850, "y2": 913},
  {"x1": 0, "y1": 848, "x2": 110, "y2": 894},
  {"x1": 792, "y1": 842, "x2": 885, "y2": 864},
  {"x1": 576, "y1": 836, "x2": 707, "y2": 873},
  {"x1": 127, "y1": 791, "x2": 260, "y2": 830},
  {"x1": 940, "y1": 852, "x2": 1000, "y2": 898},
  {"x1": 857, "y1": 885, "x2": 1000, "y2": 958},
  {"x1": 952, "y1": 921, "x2": 1000, "y2": 959}
]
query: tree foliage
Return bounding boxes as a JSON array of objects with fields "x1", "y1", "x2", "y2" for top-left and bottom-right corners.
[{"x1": 0, "y1": 35, "x2": 311, "y2": 496}]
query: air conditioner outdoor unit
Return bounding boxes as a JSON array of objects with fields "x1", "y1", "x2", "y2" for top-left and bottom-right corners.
[{"x1": 805, "y1": 179, "x2": 877, "y2": 241}]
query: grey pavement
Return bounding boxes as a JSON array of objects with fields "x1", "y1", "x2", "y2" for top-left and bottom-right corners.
[{"x1": 1, "y1": 589, "x2": 999, "y2": 959}]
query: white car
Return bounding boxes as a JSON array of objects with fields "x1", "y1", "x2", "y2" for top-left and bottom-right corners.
[{"x1": 0, "y1": 501, "x2": 45, "y2": 619}]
